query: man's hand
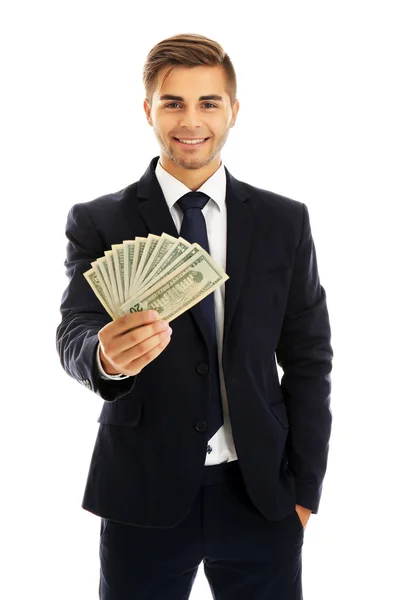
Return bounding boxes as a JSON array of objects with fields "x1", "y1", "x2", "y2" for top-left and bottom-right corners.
[
  {"x1": 295, "y1": 504, "x2": 312, "y2": 529},
  {"x1": 98, "y1": 310, "x2": 172, "y2": 376}
]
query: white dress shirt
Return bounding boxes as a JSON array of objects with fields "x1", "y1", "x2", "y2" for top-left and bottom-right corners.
[{"x1": 96, "y1": 157, "x2": 238, "y2": 465}]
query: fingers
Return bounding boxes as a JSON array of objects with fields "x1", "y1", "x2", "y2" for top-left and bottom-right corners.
[
  {"x1": 115, "y1": 310, "x2": 163, "y2": 335},
  {"x1": 101, "y1": 310, "x2": 162, "y2": 340},
  {"x1": 99, "y1": 310, "x2": 160, "y2": 344},
  {"x1": 97, "y1": 309, "x2": 173, "y2": 377},
  {"x1": 116, "y1": 331, "x2": 172, "y2": 376},
  {"x1": 112, "y1": 318, "x2": 171, "y2": 355},
  {"x1": 99, "y1": 311, "x2": 171, "y2": 356}
]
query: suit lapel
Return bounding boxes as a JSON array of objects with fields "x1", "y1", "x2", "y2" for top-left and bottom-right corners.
[
  {"x1": 135, "y1": 157, "x2": 256, "y2": 362},
  {"x1": 222, "y1": 167, "x2": 256, "y2": 357},
  {"x1": 136, "y1": 157, "x2": 179, "y2": 238}
]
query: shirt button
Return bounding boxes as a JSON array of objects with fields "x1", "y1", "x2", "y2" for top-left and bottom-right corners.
[{"x1": 197, "y1": 363, "x2": 209, "y2": 375}]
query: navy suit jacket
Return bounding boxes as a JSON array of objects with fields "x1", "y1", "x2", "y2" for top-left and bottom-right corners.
[{"x1": 56, "y1": 156, "x2": 333, "y2": 527}]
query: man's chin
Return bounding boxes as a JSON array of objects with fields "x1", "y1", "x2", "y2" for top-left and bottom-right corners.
[{"x1": 168, "y1": 151, "x2": 211, "y2": 170}]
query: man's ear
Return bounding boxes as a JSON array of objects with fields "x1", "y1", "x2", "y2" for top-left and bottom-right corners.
[
  {"x1": 143, "y1": 99, "x2": 152, "y2": 125},
  {"x1": 230, "y1": 99, "x2": 240, "y2": 128}
]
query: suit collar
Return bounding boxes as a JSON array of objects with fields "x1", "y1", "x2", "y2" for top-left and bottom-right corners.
[
  {"x1": 136, "y1": 156, "x2": 256, "y2": 377},
  {"x1": 154, "y1": 157, "x2": 227, "y2": 213}
]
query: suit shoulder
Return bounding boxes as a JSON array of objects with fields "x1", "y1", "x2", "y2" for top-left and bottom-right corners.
[
  {"x1": 240, "y1": 180, "x2": 304, "y2": 215},
  {"x1": 230, "y1": 176, "x2": 308, "y2": 242},
  {"x1": 80, "y1": 181, "x2": 138, "y2": 211},
  {"x1": 65, "y1": 181, "x2": 138, "y2": 228}
]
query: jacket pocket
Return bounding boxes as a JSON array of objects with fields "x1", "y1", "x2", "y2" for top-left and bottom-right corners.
[
  {"x1": 269, "y1": 400, "x2": 290, "y2": 428},
  {"x1": 97, "y1": 398, "x2": 143, "y2": 427}
]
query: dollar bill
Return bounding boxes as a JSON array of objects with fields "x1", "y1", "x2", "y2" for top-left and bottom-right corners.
[
  {"x1": 135, "y1": 243, "x2": 198, "y2": 296},
  {"x1": 83, "y1": 267, "x2": 115, "y2": 319},
  {"x1": 135, "y1": 237, "x2": 192, "y2": 296},
  {"x1": 111, "y1": 244, "x2": 125, "y2": 304},
  {"x1": 129, "y1": 237, "x2": 147, "y2": 296},
  {"x1": 84, "y1": 235, "x2": 228, "y2": 323},
  {"x1": 123, "y1": 240, "x2": 135, "y2": 300},
  {"x1": 133, "y1": 234, "x2": 160, "y2": 291},
  {"x1": 90, "y1": 261, "x2": 116, "y2": 315},
  {"x1": 105, "y1": 250, "x2": 122, "y2": 307},
  {"x1": 93, "y1": 256, "x2": 117, "y2": 313},
  {"x1": 134, "y1": 232, "x2": 178, "y2": 291},
  {"x1": 117, "y1": 245, "x2": 229, "y2": 323}
]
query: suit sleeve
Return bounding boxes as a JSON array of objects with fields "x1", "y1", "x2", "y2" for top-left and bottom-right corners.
[
  {"x1": 55, "y1": 202, "x2": 137, "y2": 402},
  {"x1": 275, "y1": 203, "x2": 333, "y2": 514}
]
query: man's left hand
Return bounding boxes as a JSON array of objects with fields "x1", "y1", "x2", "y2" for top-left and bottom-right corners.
[{"x1": 295, "y1": 504, "x2": 312, "y2": 529}]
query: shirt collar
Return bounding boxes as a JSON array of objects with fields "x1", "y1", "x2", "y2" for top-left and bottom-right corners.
[{"x1": 155, "y1": 157, "x2": 226, "y2": 212}]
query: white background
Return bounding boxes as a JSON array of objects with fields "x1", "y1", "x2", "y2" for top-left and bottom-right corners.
[{"x1": 2, "y1": 1, "x2": 399, "y2": 598}]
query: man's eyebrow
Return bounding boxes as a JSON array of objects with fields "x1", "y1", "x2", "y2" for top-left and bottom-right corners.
[{"x1": 159, "y1": 94, "x2": 224, "y2": 102}]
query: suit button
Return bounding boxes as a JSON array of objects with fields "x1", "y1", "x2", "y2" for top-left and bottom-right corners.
[
  {"x1": 197, "y1": 363, "x2": 209, "y2": 375},
  {"x1": 196, "y1": 421, "x2": 208, "y2": 432}
]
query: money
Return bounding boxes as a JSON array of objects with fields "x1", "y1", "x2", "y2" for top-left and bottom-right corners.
[
  {"x1": 83, "y1": 267, "x2": 115, "y2": 319},
  {"x1": 84, "y1": 235, "x2": 229, "y2": 321}
]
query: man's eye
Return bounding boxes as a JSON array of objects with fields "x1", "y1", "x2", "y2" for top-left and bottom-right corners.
[{"x1": 165, "y1": 103, "x2": 217, "y2": 109}]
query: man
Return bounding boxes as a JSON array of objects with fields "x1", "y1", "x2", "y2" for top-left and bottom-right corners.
[{"x1": 56, "y1": 33, "x2": 333, "y2": 600}]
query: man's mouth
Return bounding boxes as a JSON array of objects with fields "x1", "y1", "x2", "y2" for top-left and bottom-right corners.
[{"x1": 173, "y1": 137, "x2": 210, "y2": 147}]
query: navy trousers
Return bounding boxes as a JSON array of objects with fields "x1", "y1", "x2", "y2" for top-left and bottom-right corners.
[{"x1": 99, "y1": 460, "x2": 304, "y2": 599}]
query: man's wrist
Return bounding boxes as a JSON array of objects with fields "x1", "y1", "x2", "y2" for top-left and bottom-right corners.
[
  {"x1": 99, "y1": 344, "x2": 120, "y2": 375},
  {"x1": 96, "y1": 343, "x2": 130, "y2": 380}
]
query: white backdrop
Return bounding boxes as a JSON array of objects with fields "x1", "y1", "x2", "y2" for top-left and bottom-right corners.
[{"x1": 2, "y1": 1, "x2": 399, "y2": 598}]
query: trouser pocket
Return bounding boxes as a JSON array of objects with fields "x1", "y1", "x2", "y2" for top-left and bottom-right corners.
[
  {"x1": 293, "y1": 509, "x2": 304, "y2": 534},
  {"x1": 100, "y1": 518, "x2": 110, "y2": 544}
]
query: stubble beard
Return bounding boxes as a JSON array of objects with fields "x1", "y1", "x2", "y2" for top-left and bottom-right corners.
[{"x1": 155, "y1": 128, "x2": 231, "y2": 171}]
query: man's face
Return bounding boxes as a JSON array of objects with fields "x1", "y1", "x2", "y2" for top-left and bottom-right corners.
[{"x1": 144, "y1": 65, "x2": 239, "y2": 171}]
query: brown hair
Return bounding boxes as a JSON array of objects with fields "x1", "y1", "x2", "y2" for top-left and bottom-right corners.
[{"x1": 143, "y1": 33, "x2": 237, "y2": 108}]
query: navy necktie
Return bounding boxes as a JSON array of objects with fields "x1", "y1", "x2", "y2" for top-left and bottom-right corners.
[{"x1": 177, "y1": 191, "x2": 224, "y2": 438}]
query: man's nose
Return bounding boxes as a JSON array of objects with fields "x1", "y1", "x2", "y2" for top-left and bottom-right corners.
[{"x1": 179, "y1": 108, "x2": 203, "y2": 130}]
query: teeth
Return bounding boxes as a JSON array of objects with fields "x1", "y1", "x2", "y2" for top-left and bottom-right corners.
[{"x1": 177, "y1": 138, "x2": 206, "y2": 145}]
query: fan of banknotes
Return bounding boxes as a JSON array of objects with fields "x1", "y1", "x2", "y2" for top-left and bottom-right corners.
[{"x1": 83, "y1": 233, "x2": 229, "y2": 322}]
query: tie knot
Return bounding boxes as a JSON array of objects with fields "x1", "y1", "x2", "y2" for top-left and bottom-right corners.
[{"x1": 177, "y1": 191, "x2": 210, "y2": 213}]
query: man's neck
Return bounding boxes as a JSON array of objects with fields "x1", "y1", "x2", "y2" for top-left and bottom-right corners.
[{"x1": 159, "y1": 154, "x2": 221, "y2": 191}]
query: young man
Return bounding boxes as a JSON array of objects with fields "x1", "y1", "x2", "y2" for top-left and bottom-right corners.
[{"x1": 56, "y1": 33, "x2": 333, "y2": 600}]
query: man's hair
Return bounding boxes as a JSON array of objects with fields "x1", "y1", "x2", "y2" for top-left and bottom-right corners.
[{"x1": 143, "y1": 33, "x2": 237, "y2": 108}]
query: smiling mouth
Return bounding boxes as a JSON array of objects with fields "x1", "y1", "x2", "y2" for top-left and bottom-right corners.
[{"x1": 173, "y1": 137, "x2": 210, "y2": 147}]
